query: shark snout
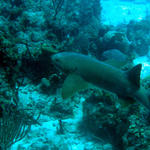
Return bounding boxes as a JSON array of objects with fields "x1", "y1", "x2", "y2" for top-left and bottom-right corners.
[
  {"x1": 51, "y1": 54, "x2": 57, "y2": 62},
  {"x1": 51, "y1": 53, "x2": 65, "y2": 71},
  {"x1": 51, "y1": 53, "x2": 60, "y2": 65}
]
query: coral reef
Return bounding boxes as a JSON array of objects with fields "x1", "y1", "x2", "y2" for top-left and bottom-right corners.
[
  {"x1": 127, "y1": 20, "x2": 150, "y2": 56},
  {"x1": 81, "y1": 89, "x2": 150, "y2": 150}
]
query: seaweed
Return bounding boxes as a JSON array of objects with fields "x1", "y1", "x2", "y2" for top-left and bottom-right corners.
[{"x1": 52, "y1": 0, "x2": 65, "y2": 19}]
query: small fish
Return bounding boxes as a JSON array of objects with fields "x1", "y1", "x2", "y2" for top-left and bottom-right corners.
[{"x1": 52, "y1": 52, "x2": 150, "y2": 110}]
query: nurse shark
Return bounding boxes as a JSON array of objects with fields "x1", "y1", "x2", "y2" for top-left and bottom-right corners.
[{"x1": 52, "y1": 52, "x2": 150, "y2": 110}]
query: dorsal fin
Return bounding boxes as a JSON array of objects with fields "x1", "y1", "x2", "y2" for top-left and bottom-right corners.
[{"x1": 127, "y1": 64, "x2": 142, "y2": 88}]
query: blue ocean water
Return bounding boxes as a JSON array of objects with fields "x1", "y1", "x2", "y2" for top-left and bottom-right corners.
[{"x1": 101, "y1": 0, "x2": 150, "y2": 25}]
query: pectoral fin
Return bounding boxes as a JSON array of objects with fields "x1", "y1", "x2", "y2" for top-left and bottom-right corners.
[{"x1": 62, "y1": 74, "x2": 89, "y2": 99}]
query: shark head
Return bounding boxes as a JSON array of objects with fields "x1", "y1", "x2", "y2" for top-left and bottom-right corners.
[
  {"x1": 52, "y1": 52, "x2": 79, "y2": 73},
  {"x1": 51, "y1": 53, "x2": 67, "y2": 72},
  {"x1": 51, "y1": 53, "x2": 64, "y2": 69}
]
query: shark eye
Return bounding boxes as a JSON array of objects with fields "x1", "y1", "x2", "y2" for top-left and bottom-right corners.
[
  {"x1": 55, "y1": 58, "x2": 59, "y2": 62},
  {"x1": 55, "y1": 58, "x2": 62, "y2": 64}
]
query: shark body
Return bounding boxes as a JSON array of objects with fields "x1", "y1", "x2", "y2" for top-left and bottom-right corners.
[{"x1": 52, "y1": 52, "x2": 150, "y2": 110}]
